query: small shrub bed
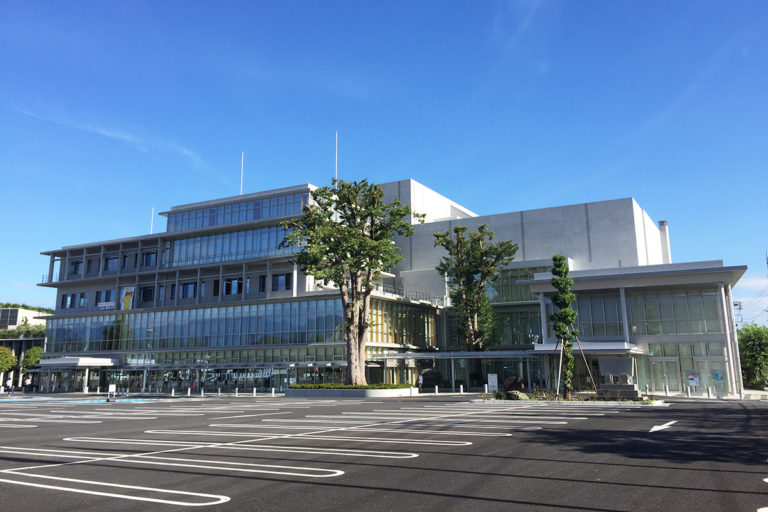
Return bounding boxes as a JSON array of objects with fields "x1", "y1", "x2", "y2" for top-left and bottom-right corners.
[{"x1": 287, "y1": 383, "x2": 412, "y2": 390}]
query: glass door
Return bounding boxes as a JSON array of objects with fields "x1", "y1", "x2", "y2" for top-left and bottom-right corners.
[{"x1": 650, "y1": 358, "x2": 681, "y2": 393}]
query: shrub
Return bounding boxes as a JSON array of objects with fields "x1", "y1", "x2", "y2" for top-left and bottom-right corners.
[{"x1": 287, "y1": 383, "x2": 412, "y2": 390}]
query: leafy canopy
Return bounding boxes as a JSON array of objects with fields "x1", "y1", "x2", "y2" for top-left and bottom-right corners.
[
  {"x1": 281, "y1": 179, "x2": 420, "y2": 292},
  {"x1": 0, "y1": 346, "x2": 17, "y2": 374},
  {"x1": 738, "y1": 323, "x2": 768, "y2": 388},
  {"x1": 434, "y1": 224, "x2": 518, "y2": 350},
  {"x1": 21, "y1": 346, "x2": 44, "y2": 371}
]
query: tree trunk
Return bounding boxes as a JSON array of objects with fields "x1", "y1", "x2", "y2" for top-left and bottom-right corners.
[{"x1": 344, "y1": 300, "x2": 367, "y2": 386}]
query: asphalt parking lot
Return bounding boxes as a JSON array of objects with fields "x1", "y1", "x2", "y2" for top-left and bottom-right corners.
[{"x1": 0, "y1": 395, "x2": 766, "y2": 511}]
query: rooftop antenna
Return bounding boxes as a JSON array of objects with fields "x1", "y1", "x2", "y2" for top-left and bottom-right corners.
[
  {"x1": 150, "y1": 207, "x2": 154, "y2": 234},
  {"x1": 335, "y1": 130, "x2": 338, "y2": 182},
  {"x1": 240, "y1": 152, "x2": 244, "y2": 195}
]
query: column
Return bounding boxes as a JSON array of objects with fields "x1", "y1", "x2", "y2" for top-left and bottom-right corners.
[
  {"x1": 218, "y1": 265, "x2": 224, "y2": 303},
  {"x1": 619, "y1": 288, "x2": 630, "y2": 344},
  {"x1": 292, "y1": 262, "x2": 298, "y2": 297},
  {"x1": 242, "y1": 263, "x2": 247, "y2": 300},
  {"x1": 539, "y1": 293, "x2": 548, "y2": 344},
  {"x1": 99, "y1": 245, "x2": 105, "y2": 277},
  {"x1": 83, "y1": 368, "x2": 89, "y2": 393},
  {"x1": 48, "y1": 255, "x2": 55, "y2": 283},
  {"x1": 197, "y1": 268, "x2": 202, "y2": 305},
  {"x1": 726, "y1": 284, "x2": 745, "y2": 397},
  {"x1": 266, "y1": 261, "x2": 272, "y2": 299},
  {"x1": 450, "y1": 358, "x2": 455, "y2": 392},
  {"x1": 174, "y1": 271, "x2": 180, "y2": 306},
  {"x1": 719, "y1": 283, "x2": 737, "y2": 394}
]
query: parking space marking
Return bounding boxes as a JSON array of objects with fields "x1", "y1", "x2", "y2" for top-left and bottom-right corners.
[{"x1": 0, "y1": 474, "x2": 230, "y2": 506}]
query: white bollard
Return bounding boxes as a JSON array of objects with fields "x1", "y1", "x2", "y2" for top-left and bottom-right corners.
[
  {"x1": 97, "y1": 386, "x2": 100, "y2": 394},
  {"x1": 235, "y1": 388, "x2": 238, "y2": 397},
  {"x1": 484, "y1": 384, "x2": 489, "y2": 394},
  {"x1": 171, "y1": 388, "x2": 175, "y2": 397},
  {"x1": 686, "y1": 386, "x2": 691, "y2": 398},
  {"x1": 459, "y1": 384, "x2": 464, "y2": 394},
  {"x1": 218, "y1": 388, "x2": 221, "y2": 397},
  {"x1": 187, "y1": 388, "x2": 191, "y2": 397},
  {"x1": 252, "y1": 388, "x2": 256, "y2": 397},
  {"x1": 271, "y1": 387, "x2": 275, "y2": 397},
  {"x1": 201, "y1": 389, "x2": 205, "y2": 397},
  {"x1": 434, "y1": 385, "x2": 439, "y2": 395},
  {"x1": 707, "y1": 387, "x2": 713, "y2": 399},
  {"x1": 645, "y1": 384, "x2": 649, "y2": 395},
  {"x1": 664, "y1": 384, "x2": 669, "y2": 397}
]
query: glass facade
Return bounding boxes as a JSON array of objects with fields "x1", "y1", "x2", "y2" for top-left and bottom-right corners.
[
  {"x1": 46, "y1": 298, "x2": 345, "y2": 353},
  {"x1": 573, "y1": 293, "x2": 622, "y2": 337},
  {"x1": 369, "y1": 298, "x2": 436, "y2": 347},
  {"x1": 492, "y1": 310, "x2": 541, "y2": 345},
  {"x1": 487, "y1": 267, "x2": 549, "y2": 303},
  {"x1": 627, "y1": 288, "x2": 723, "y2": 335},
  {"x1": 46, "y1": 298, "x2": 436, "y2": 355},
  {"x1": 170, "y1": 225, "x2": 293, "y2": 267},
  {"x1": 167, "y1": 193, "x2": 309, "y2": 233}
]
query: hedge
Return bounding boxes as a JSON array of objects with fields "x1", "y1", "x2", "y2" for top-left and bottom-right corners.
[{"x1": 287, "y1": 383, "x2": 412, "y2": 390}]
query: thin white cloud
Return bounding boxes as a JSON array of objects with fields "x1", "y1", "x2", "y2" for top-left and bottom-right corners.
[
  {"x1": 733, "y1": 275, "x2": 768, "y2": 293},
  {"x1": 11, "y1": 281, "x2": 31, "y2": 289},
  {"x1": 14, "y1": 107, "x2": 203, "y2": 167},
  {"x1": 492, "y1": 0, "x2": 543, "y2": 53}
]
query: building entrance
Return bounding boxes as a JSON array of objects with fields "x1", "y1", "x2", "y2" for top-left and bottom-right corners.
[{"x1": 650, "y1": 358, "x2": 681, "y2": 394}]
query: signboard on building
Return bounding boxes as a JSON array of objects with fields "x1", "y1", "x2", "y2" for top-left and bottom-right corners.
[
  {"x1": 686, "y1": 371, "x2": 699, "y2": 387},
  {"x1": 120, "y1": 287, "x2": 134, "y2": 310},
  {"x1": 488, "y1": 373, "x2": 499, "y2": 393}
]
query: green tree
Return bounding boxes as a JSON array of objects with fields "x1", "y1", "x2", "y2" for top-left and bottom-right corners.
[
  {"x1": 281, "y1": 179, "x2": 421, "y2": 385},
  {"x1": 433, "y1": 224, "x2": 518, "y2": 351},
  {"x1": 0, "y1": 346, "x2": 18, "y2": 383},
  {"x1": 21, "y1": 346, "x2": 44, "y2": 372},
  {"x1": 738, "y1": 323, "x2": 768, "y2": 388},
  {"x1": 550, "y1": 254, "x2": 578, "y2": 399}
]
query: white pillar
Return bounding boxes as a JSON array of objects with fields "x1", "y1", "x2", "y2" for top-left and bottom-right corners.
[
  {"x1": 719, "y1": 283, "x2": 738, "y2": 395},
  {"x1": 83, "y1": 368, "x2": 89, "y2": 393},
  {"x1": 141, "y1": 369, "x2": 148, "y2": 395},
  {"x1": 539, "y1": 293, "x2": 548, "y2": 344},
  {"x1": 727, "y1": 284, "x2": 745, "y2": 399},
  {"x1": 619, "y1": 287, "x2": 630, "y2": 343}
]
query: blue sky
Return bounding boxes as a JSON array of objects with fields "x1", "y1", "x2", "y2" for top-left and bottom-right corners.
[{"x1": 1, "y1": 1, "x2": 766, "y2": 324}]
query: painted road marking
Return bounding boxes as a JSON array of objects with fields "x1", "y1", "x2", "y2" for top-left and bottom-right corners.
[
  {"x1": 0, "y1": 474, "x2": 229, "y2": 506},
  {"x1": 649, "y1": 420, "x2": 678, "y2": 433},
  {"x1": 65, "y1": 437, "x2": 419, "y2": 459}
]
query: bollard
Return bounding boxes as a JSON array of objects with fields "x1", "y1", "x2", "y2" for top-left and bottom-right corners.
[
  {"x1": 218, "y1": 388, "x2": 221, "y2": 397},
  {"x1": 686, "y1": 386, "x2": 691, "y2": 398},
  {"x1": 707, "y1": 387, "x2": 713, "y2": 399},
  {"x1": 664, "y1": 384, "x2": 669, "y2": 397},
  {"x1": 253, "y1": 388, "x2": 256, "y2": 397},
  {"x1": 484, "y1": 384, "x2": 489, "y2": 394},
  {"x1": 187, "y1": 388, "x2": 191, "y2": 397},
  {"x1": 97, "y1": 386, "x2": 100, "y2": 394},
  {"x1": 434, "y1": 385, "x2": 439, "y2": 395},
  {"x1": 271, "y1": 387, "x2": 275, "y2": 397},
  {"x1": 459, "y1": 384, "x2": 464, "y2": 394},
  {"x1": 171, "y1": 388, "x2": 175, "y2": 397},
  {"x1": 235, "y1": 388, "x2": 238, "y2": 397},
  {"x1": 645, "y1": 384, "x2": 649, "y2": 395},
  {"x1": 201, "y1": 389, "x2": 205, "y2": 397}
]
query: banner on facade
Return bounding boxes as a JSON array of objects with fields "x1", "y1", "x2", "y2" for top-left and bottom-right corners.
[
  {"x1": 488, "y1": 373, "x2": 499, "y2": 393},
  {"x1": 686, "y1": 371, "x2": 699, "y2": 387},
  {"x1": 120, "y1": 287, "x2": 135, "y2": 310}
]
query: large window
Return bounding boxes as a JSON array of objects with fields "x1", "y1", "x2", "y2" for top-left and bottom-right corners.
[
  {"x1": 272, "y1": 273, "x2": 292, "y2": 291},
  {"x1": 171, "y1": 225, "x2": 293, "y2": 267},
  {"x1": 45, "y1": 298, "x2": 346, "y2": 353},
  {"x1": 167, "y1": 193, "x2": 309, "y2": 233},
  {"x1": 492, "y1": 309, "x2": 541, "y2": 344},
  {"x1": 487, "y1": 267, "x2": 549, "y2": 303},
  {"x1": 628, "y1": 288, "x2": 723, "y2": 335},
  {"x1": 573, "y1": 293, "x2": 621, "y2": 337}
]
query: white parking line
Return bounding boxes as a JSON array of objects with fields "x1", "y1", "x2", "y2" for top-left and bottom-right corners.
[{"x1": 0, "y1": 474, "x2": 229, "y2": 507}]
